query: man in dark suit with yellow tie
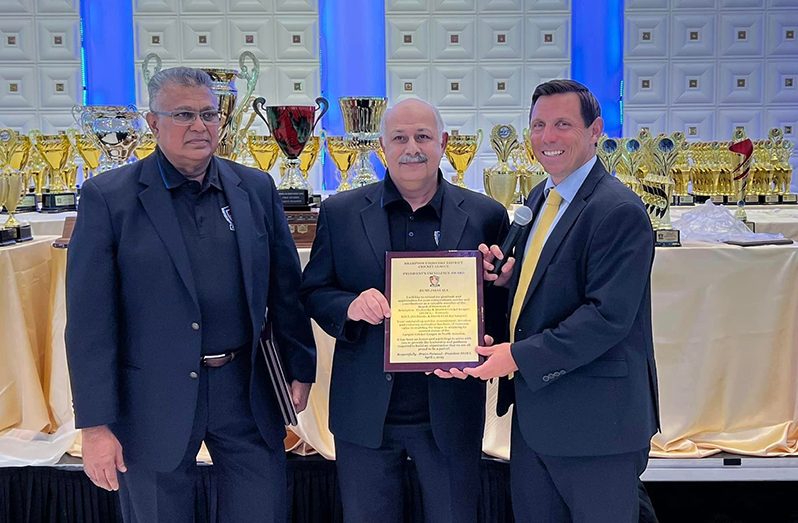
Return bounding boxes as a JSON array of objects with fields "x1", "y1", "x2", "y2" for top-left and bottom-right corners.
[{"x1": 463, "y1": 79, "x2": 660, "y2": 522}]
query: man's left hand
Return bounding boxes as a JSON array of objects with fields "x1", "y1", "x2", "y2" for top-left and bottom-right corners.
[
  {"x1": 290, "y1": 381, "x2": 312, "y2": 413},
  {"x1": 463, "y1": 342, "x2": 518, "y2": 380}
]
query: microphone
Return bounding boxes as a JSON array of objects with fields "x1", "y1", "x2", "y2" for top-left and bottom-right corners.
[{"x1": 489, "y1": 206, "x2": 534, "y2": 276}]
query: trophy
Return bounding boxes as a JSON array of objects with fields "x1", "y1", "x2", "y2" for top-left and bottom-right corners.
[
  {"x1": 72, "y1": 105, "x2": 145, "y2": 173},
  {"x1": 597, "y1": 135, "x2": 624, "y2": 177},
  {"x1": 0, "y1": 129, "x2": 33, "y2": 242},
  {"x1": 670, "y1": 132, "x2": 694, "y2": 205},
  {"x1": 445, "y1": 130, "x2": 482, "y2": 188},
  {"x1": 326, "y1": 136, "x2": 358, "y2": 192},
  {"x1": 2, "y1": 130, "x2": 35, "y2": 213},
  {"x1": 299, "y1": 135, "x2": 322, "y2": 180},
  {"x1": 618, "y1": 138, "x2": 643, "y2": 195},
  {"x1": 248, "y1": 134, "x2": 281, "y2": 174},
  {"x1": 72, "y1": 132, "x2": 101, "y2": 181},
  {"x1": 339, "y1": 97, "x2": 388, "y2": 188},
  {"x1": 728, "y1": 128, "x2": 755, "y2": 230},
  {"x1": 644, "y1": 135, "x2": 681, "y2": 246},
  {"x1": 33, "y1": 133, "x2": 77, "y2": 213},
  {"x1": 770, "y1": 128, "x2": 797, "y2": 204},
  {"x1": 483, "y1": 124, "x2": 520, "y2": 209},
  {"x1": 252, "y1": 96, "x2": 329, "y2": 210},
  {"x1": 143, "y1": 52, "x2": 260, "y2": 159},
  {"x1": 134, "y1": 133, "x2": 157, "y2": 160}
]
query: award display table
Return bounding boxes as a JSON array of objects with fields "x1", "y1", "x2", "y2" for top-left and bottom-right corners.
[
  {"x1": 2, "y1": 241, "x2": 798, "y2": 466},
  {"x1": 671, "y1": 205, "x2": 798, "y2": 241}
]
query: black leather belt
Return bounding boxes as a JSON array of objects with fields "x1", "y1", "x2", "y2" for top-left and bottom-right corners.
[{"x1": 200, "y1": 350, "x2": 239, "y2": 368}]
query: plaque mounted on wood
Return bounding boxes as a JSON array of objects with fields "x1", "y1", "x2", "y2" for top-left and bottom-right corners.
[{"x1": 285, "y1": 209, "x2": 318, "y2": 248}]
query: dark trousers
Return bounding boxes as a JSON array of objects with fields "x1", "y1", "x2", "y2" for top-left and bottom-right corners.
[
  {"x1": 335, "y1": 424, "x2": 481, "y2": 523},
  {"x1": 510, "y1": 414, "x2": 649, "y2": 523},
  {"x1": 118, "y1": 354, "x2": 287, "y2": 523}
]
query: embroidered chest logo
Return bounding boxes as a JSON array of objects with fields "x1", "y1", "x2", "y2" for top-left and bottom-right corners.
[{"x1": 221, "y1": 206, "x2": 235, "y2": 231}]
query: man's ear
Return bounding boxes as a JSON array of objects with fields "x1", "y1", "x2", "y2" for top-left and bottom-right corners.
[
  {"x1": 440, "y1": 130, "x2": 449, "y2": 150},
  {"x1": 589, "y1": 116, "x2": 604, "y2": 145},
  {"x1": 145, "y1": 112, "x2": 160, "y2": 138}
]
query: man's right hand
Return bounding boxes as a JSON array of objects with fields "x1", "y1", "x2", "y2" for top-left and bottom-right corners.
[
  {"x1": 82, "y1": 425, "x2": 127, "y2": 491},
  {"x1": 347, "y1": 288, "x2": 391, "y2": 325},
  {"x1": 479, "y1": 243, "x2": 515, "y2": 287}
]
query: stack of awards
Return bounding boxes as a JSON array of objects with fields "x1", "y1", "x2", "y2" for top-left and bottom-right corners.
[{"x1": 0, "y1": 129, "x2": 33, "y2": 244}]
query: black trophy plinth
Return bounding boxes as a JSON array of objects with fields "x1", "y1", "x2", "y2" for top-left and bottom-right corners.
[
  {"x1": 15, "y1": 223, "x2": 33, "y2": 242},
  {"x1": 0, "y1": 227, "x2": 17, "y2": 246},
  {"x1": 655, "y1": 228, "x2": 681, "y2": 247},
  {"x1": 278, "y1": 189, "x2": 311, "y2": 211},
  {"x1": 16, "y1": 193, "x2": 37, "y2": 213},
  {"x1": 781, "y1": 193, "x2": 798, "y2": 204},
  {"x1": 762, "y1": 193, "x2": 782, "y2": 205},
  {"x1": 40, "y1": 192, "x2": 77, "y2": 213},
  {"x1": 672, "y1": 195, "x2": 695, "y2": 206}
]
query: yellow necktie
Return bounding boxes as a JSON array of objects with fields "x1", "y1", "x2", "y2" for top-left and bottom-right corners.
[{"x1": 509, "y1": 188, "x2": 563, "y2": 342}]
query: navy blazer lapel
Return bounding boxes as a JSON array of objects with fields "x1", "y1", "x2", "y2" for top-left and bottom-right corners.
[
  {"x1": 138, "y1": 154, "x2": 199, "y2": 306},
  {"x1": 437, "y1": 183, "x2": 468, "y2": 250},
  {"x1": 361, "y1": 183, "x2": 391, "y2": 272},
  {"x1": 218, "y1": 159, "x2": 256, "y2": 328},
  {"x1": 520, "y1": 161, "x2": 606, "y2": 312}
]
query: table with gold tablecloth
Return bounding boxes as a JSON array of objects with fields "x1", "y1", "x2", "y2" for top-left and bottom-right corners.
[{"x1": 2, "y1": 240, "x2": 798, "y2": 465}]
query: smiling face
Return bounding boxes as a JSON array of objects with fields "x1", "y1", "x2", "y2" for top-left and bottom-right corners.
[
  {"x1": 145, "y1": 82, "x2": 219, "y2": 179},
  {"x1": 379, "y1": 99, "x2": 448, "y2": 196},
  {"x1": 528, "y1": 92, "x2": 603, "y2": 184}
]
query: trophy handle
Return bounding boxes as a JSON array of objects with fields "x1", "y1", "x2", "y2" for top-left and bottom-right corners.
[
  {"x1": 252, "y1": 97, "x2": 270, "y2": 130},
  {"x1": 476, "y1": 128, "x2": 484, "y2": 151},
  {"x1": 142, "y1": 53, "x2": 162, "y2": 86},
  {"x1": 313, "y1": 97, "x2": 329, "y2": 132},
  {"x1": 71, "y1": 105, "x2": 85, "y2": 129},
  {"x1": 231, "y1": 52, "x2": 260, "y2": 125}
]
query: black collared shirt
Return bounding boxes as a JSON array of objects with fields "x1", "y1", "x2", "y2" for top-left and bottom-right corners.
[
  {"x1": 382, "y1": 170, "x2": 446, "y2": 426},
  {"x1": 156, "y1": 148, "x2": 250, "y2": 354}
]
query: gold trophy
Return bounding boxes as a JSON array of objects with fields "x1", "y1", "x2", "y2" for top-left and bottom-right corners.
[
  {"x1": 143, "y1": 52, "x2": 260, "y2": 159},
  {"x1": 618, "y1": 138, "x2": 644, "y2": 195},
  {"x1": 73, "y1": 132, "x2": 101, "y2": 179},
  {"x1": 770, "y1": 128, "x2": 797, "y2": 204},
  {"x1": 445, "y1": 130, "x2": 482, "y2": 188},
  {"x1": 72, "y1": 105, "x2": 145, "y2": 173},
  {"x1": 728, "y1": 128, "x2": 756, "y2": 229},
  {"x1": 597, "y1": 134, "x2": 624, "y2": 176},
  {"x1": 339, "y1": 97, "x2": 388, "y2": 188},
  {"x1": 3, "y1": 130, "x2": 35, "y2": 213},
  {"x1": 483, "y1": 124, "x2": 520, "y2": 209},
  {"x1": 299, "y1": 135, "x2": 322, "y2": 181},
  {"x1": 644, "y1": 134, "x2": 681, "y2": 246},
  {"x1": 33, "y1": 133, "x2": 77, "y2": 212},
  {"x1": 134, "y1": 133, "x2": 157, "y2": 160},
  {"x1": 248, "y1": 135, "x2": 281, "y2": 173},
  {"x1": 0, "y1": 129, "x2": 33, "y2": 243},
  {"x1": 670, "y1": 132, "x2": 694, "y2": 205},
  {"x1": 326, "y1": 136, "x2": 358, "y2": 192},
  {"x1": 518, "y1": 128, "x2": 548, "y2": 198}
]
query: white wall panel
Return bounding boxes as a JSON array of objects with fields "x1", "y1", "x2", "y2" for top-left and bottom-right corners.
[
  {"x1": 386, "y1": 17, "x2": 430, "y2": 60},
  {"x1": 476, "y1": 17, "x2": 524, "y2": 60},
  {"x1": 717, "y1": 60, "x2": 764, "y2": 105},
  {"x1": 36, "y1": 19, "x2": 80, "y2": 62},
  {"x1": 0, "y1": 18, "x2": 36, "y2": 62},
  {"x1": 670, "y1": 62, "x2": 715, "y2": 105},
  {"x1": 227, "y1": 17, "x2": 275, "y2": 60},
  {"x1": 0, "y1": 67, "x2": 37, "y2": 109},
  {"x1": 718, "y1": 13, "x2": 764, "y2": 57},
  {"x1": 431, "y1": 65, "x2": 477, "y2": 108},
  {"x1": 134, "y1": 0, "x2": 179, "y2": 14},
  {"x1": 766, "y1": 12, "x2": 798, "y2": 56},
  {"x1": 229, "y1": 0, "x2": 274, "y2": 12},
  {"x1": 0, "y1": 0, "x2": 32, "y2": 14},
  {"x1": 670, "y1": 14, "x2": 716, "y2": 58},
  {"x1": 181, "y1": 0, "x2": 226, "y2": 13},
  {"x1": 765, "y1": 61, "x2": 798, "y2": 104},
  {"x1": 525, "y1": 15, "x2": 569, "y2": 60},
  {"x1": 430, "y1": 17, "x2": 476, "y2": 61},
  {"x1": 670, "y1": 109, "x2": 716, "y2": 139},
  {"x1": 38, "y1": 65, "x2": 81, "y2": 108},
  {"x1": 717, "y1": 109, "x2": 763, "y2": 139}
]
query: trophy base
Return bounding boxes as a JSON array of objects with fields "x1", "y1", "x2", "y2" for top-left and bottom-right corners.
[
  {"x1": 40, "y1": 192, "x2": 77, "y2": 213},
  {"x1": 278, "y1": 189, "x2": 311, "y2": 211},
  {"x1": 742, "y1": 221, "x2": 756, "y2": 233},
  {"x1": 655, "y1": 228, "x2": 681, "y2": 247},
  {"x1": 744, "y1": 194, "x2": 761, "y2": 205},
  {"x1": 285, "y1": 209, "x2": 319, "y2": 248},
  {"x1": 693, "y1": 195, "x2": 710, "y2": 204},
  {"x1": 672, "y1": 195, "x2": 695, "y2": 206},
  {"x1": 781, "y1": 194, "x2": 798, "y2": 204},
  {"x1": 0, "y1": 227, "x2": 17, "y2": 246},
  {"x1": 762, "y1": 194, "x2": 782, "y2": 205},
  {"x1": 17, "y1": 194, "x2": 37, "y2": 213},
  {"x1": 13, "y1": 224, "x2": 33, "y2": 242},
  {"x1": 709, "y1": 195, "x2": 726, "y2": 205}
]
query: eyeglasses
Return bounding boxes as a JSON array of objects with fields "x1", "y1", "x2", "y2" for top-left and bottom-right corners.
[{"x1": 151, "y1": 110, "x2": 221, "y2": 126}]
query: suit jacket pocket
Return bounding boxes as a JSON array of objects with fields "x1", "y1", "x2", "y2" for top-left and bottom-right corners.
[{"x1": 578, "y1": 358, "x2": 628, "y2": 377}]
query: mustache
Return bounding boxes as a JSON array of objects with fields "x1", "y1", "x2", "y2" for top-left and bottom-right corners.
[{"x1": 398, "y1": 153, "x2": 428, "y2": 164}]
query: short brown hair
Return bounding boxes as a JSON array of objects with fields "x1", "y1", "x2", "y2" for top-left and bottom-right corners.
[{"x1": 530, "y1": 79, "x2": 601, "y2": 128}]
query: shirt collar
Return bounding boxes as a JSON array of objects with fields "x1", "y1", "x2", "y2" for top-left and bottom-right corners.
[
  {"x1": 543, "y1": 155, "x2": 596, "y2": 203},
  {"x1": 157, "y1": 147, "x2": 221, "y2": 192},
  {"x1": 382, "y1": 169, "x2": 446, "y2": 218}
]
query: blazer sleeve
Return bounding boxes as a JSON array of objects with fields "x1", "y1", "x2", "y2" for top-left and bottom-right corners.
[
  {"x1": 299, "y1": 203, "x2": 363, "y2": 342},
  {"x1": 65, "y1": 180, "x2": 120, "y2": 428},
  {"x1": 265, "y1": 178, "x2": 316, "y2": 384},
  {"x1": 510, "y1": 200, "x2": 654, "y2": 392}
]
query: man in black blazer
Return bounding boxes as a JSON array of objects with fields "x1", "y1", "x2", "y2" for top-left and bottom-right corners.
[
  {"x1": 65, "y1": 67, "x2": 315, "y2": 522},
  {"x1": 299, "y1": 98, "x2": 509, "y2": 522},
  {"x1": 466, "y1": 80, "x2": 660, "y2": 522}
]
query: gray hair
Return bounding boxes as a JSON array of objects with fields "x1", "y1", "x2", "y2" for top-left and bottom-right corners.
[
  {"x1": 379, "y1": 98, "x2": 446, "y2": 140},
  {"x1": 147, "y1": 67, "x2": 214, "y2": 111}
]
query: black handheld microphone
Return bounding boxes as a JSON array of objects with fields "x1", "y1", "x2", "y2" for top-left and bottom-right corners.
[{"x1": 489, "y1": 206, "x2": 534, "y2": 276}]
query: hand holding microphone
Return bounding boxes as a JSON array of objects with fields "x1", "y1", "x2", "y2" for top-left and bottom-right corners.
[{"x1": 482, "y1": 206, "x2": 534, "y2": 286}]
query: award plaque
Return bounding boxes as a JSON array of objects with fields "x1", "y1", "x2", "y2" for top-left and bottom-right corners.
[{"x1": 384, "y1": 250, "x2": 484, "y2": 372}]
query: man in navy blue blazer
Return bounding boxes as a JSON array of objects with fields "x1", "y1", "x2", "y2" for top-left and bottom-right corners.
[
  {"x1": 300, "y1": 98, "x2": 509, "y2": 522},
  {"x1": 65, "y1": 67, "x2": 315, "y2": 522},
  {"x1": 465, "y1": 80, "x2": 660, "y2": 522}
]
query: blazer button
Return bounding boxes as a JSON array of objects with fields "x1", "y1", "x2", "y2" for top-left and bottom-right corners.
[
  {"x1": 542, "y1": 375, "x2": 550, "y2": 382},
  {"x1": 191, "y1": 322, "x2": 200, "y2": 331},
  {"x1": 189, "y1": 371, "x2": 198, "y2": 379},
  {"x1": 385, "y1": 373, "x2": 393, "y2": 382}
]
